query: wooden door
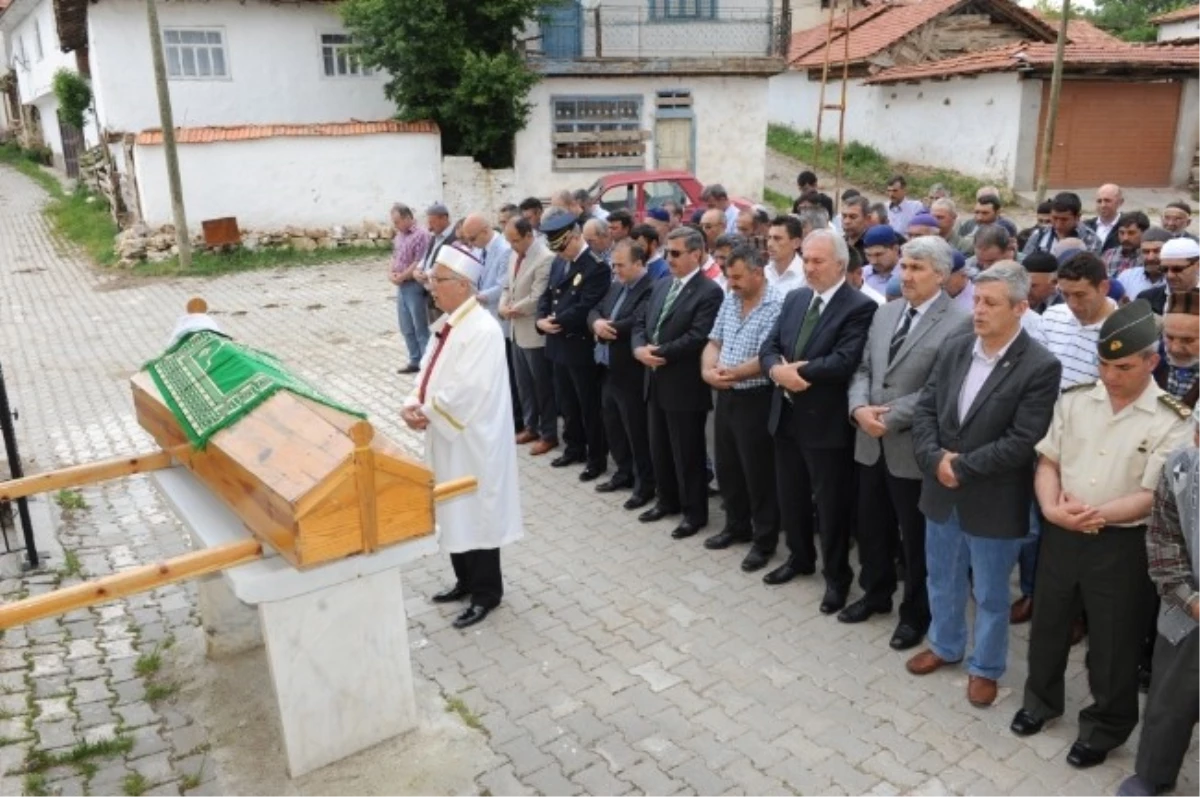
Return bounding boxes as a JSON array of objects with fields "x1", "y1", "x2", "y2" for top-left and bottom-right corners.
[{"x1": 655, "y1": 117, "x2": 692, "y2": 172}]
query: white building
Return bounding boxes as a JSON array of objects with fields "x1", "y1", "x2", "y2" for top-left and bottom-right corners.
[{"x1": 1151, "y1": 5, "x2": 1200, "y2": 42}]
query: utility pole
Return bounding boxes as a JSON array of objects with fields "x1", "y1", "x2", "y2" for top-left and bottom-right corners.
[
  {"x1": 145, "y1": 0, "x2": 192, "y2": 268},
  {"x1": 1035, "y1": 0, "x2": 1070, "y2": 205}
]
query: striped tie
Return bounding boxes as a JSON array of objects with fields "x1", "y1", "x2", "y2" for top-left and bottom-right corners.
[
  {"x1": 652, "y1": 279, "x2": 683, "y2": 343},
  {"x1": 888, "y1": 306, "x2": 918, "y2": 364}
]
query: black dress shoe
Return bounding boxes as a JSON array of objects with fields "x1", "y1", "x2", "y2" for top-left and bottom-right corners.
[
  {"x1": 578, "y1": 466, "x2": 606, "y2": 482},
  {"x1": 398, "y1": 364, "x2": 420, "y2": 374},
  {"x1": 431, "y1": 584, "x2": 470, "y2": 603},
  {"x1": 1010, "y1": 708, "x2": 1046, "y2": 737},
  {"x1": 624, "y1": 494, "x2": 653, "y2": 510},
  {"x1": 703, "y1": 529, "x2": 751, "y2": 550},
  {"x1": 1066, "y1": 741, "x2": 1107, "y2": 769},
  {"x1": 763, "y1": 559, "x2": 814, "y2": 585},
  {"x1": 595, "y1": 476, "x2": 634, "y2": 493},
  {"x1": 638, "y1": 505, "x2": 678, "y2": 523},
  {"x1": 837, "y1": 597, "x2": 892, "y2": 624},
  {"x1": 671, "y1": 522, "x2": 703, "y2": 539},
  {"x1": 819, "y1": 587, "x2": 847, "y2": 615},
  {"x1": 452, "y1": 604, "x2": 492, "y2": 629},
  {"x1": 741, "y1": 548, "x2": 772, "y2": 572},
  {"x1": 889, "y1": 623, "x2": 924, "y2": 650},
  {"x1": 550, "y1": 452, "x2": 585, "y2": 468}
]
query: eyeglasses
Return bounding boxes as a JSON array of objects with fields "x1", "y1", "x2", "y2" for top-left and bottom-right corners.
[
  {"x1": 428, "y1": 275, "x2": 463, "y2": 284},
  {"x1": 666, "y1": 249, "x2": 687, "y2": 258},
  {"x1": 1164, "y1": 264, "x2": 1197, "y2": 274}
]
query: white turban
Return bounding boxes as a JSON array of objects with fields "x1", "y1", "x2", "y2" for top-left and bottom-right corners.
[
  {"x1": 434, "y1": 244, "x2": 482, "y2": 282},
  {"x1": 1161, "y1": 237, "x2": 1200, "y2": 260}
]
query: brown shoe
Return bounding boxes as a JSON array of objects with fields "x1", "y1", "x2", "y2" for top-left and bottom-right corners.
[
  {"x1": 529, "y1": 439, "x2": 558, "y2": 456},
  {"x1": 967, "y1": 675, "x2": 998, "y2": 707},
  {"x1": 515, "y1": 430, "x2": 538, "y2": 445},
  {"x1": 906, "y1": 648, "x2": 961, "y2": 676},
  {"x1": 1010, "y1": 595, "x2": 1034, "y2": 625}
]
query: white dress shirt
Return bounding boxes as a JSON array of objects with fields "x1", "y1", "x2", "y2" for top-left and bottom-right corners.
[
  {"x1": 958, "y1": 329, "x2": 1020, "y2": 423},
  {"x1": 812, "y1": 278, "x2": 846, "y2": 314},
  {"x1": 899, "y1": 291, "x2": 942, "y2": 334},
  {"x1": 766, "y1": 254, "x2": 806, "y2": 294}
]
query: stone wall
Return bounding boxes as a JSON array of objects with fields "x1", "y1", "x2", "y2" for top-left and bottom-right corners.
[
  {"x1": 114, "y1": 220, "x2": 394, "y2": 267},
  {"x1": 441, "y1": 155, "x2": 518, "y2": 220}
]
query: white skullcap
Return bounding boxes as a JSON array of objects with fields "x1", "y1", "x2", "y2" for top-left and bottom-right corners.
[
  {"x1": 434, "y1": 244, "x2": 482, "y2": 282},
  {"x1": 1161, "y1": 237, "x2": 1200, "y2": 260}
]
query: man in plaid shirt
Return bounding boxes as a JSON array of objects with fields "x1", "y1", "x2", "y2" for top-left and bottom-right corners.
[
  {"x1": 389, "y1": 203, "x2": 433, "y2": 373},
  {"x1": 1102, "y1": 212, "x2": 1150, "y2": 278}
]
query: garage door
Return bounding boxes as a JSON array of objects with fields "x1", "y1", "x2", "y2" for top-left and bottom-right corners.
[{"x1": 1035, "y1": 80, "x2": 1182, "y2": 187}]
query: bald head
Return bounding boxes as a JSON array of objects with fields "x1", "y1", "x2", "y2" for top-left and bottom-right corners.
[
  {"x1": 700, "y1": 209, "x2": 725, "y2": 246},
  {"x1": 1096, "y1": 183, "x2": 1124, "y2": 223},
  {"x1": 976, "y1": 185, "x2": 1000, "y2": 201},
  {"x1": 460, "y1": 212, "x2": 495, "y2": 250}
]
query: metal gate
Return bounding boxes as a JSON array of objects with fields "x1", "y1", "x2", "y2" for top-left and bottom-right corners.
[{"x1": 58, "y1": 114, "x2": 84, "y2": 179}]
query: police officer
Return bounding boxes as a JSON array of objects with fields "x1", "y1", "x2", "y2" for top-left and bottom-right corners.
[
  {"x1": 1010, "y1": 299, "x2": 1192, "y2": 769},
  {"x1": 536, "y1": 208, "x2": 611, "y2": 479}
]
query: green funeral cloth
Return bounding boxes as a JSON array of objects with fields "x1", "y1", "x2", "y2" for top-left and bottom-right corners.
[{"x1": 144, "y1": 331, "x2": 365, "y2": 449}]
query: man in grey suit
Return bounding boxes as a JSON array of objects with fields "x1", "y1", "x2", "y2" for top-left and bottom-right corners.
[
  {"x1": 841, "y1": 237, "x2": 972, "y2": 651},
  {"x1": 499, "y1": 218, "x2": 558, "y2": 455},
  {"x1": 907, "y1": 261, "x2": 1061, "y2": 709}
]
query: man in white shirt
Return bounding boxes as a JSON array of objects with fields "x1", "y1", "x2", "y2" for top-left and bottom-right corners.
[
  {"x1": 886, "y1": 175, "x2": 924, "y2": 236},
  {"x1": 764, "y1": 214, "x2": 806, "y2": 294}
]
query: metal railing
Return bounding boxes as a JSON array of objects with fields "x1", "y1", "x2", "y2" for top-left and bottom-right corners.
[{"x1": 529, "y1": 4, "x2": 789, "y2": 60}]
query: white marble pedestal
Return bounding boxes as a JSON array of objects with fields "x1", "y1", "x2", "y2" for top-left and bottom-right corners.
[{"x1": 152, "y1": 467, "x2": 437, "y2": 778}]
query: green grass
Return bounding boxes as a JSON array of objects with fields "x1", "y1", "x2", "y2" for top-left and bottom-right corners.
[
  {"x1": 129, "y1": 243, "x2": 379, "y2": 278},
  {"x1": 444, "y1": 694, "x2": 485, "y2": 734},
  {"x1": 763, "y1": 187, "x2": 792, "y2": 213},
  {"x1": 22, "y1": 735, "x2": 134, "y2": 777},
  {"x1": 179, "y1": 770, "x2": 203, "y2": 791},
  {"x1": 767, "y1": 124, "x2": 1010, "y2": 207},
  {"x1": 121, "y1": 771, "x2": 147, "y2": 796},
  {"x1": 143, "y1": 681, "x2": 178, "y2": 704},
  {"x1": 134, "y1": 648, "x2": 161, "y2": 678},
  {"x1": 22, "y1": 772, "x2": 49, "y2": 796},
  {"x1": 53, "y1": 490, "x2": 86, "y2": 512},
  {"x1": 60, "y1": 549, "x2": 82, "y2": 578}
]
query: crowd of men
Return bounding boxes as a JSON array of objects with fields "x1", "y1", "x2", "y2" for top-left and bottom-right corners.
[{"x1": 389, "y1": 179, "x2": 1200, "y2": 793}]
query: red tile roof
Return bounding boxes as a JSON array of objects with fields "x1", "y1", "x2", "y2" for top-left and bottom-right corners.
[
  {"x1": 864, "y1": 39, "x2": 1200, "y2": 83},
  {"x1": 787, "y1": 4, "x2": 890, "y2": 64},
  {"x1": 136, "y1": 120, "x2": 438, "y2": 146},
  {"x1": 787, "y1": 0, "x2": 1057, "y2": 69},
  {"x1": 1150, "y1": 5, "x2": 1199, "y2": 24}
]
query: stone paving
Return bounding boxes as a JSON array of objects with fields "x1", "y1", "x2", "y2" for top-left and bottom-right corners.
[{"x1": 0, "y1": 161, "x2": 1197, "y2": 796}]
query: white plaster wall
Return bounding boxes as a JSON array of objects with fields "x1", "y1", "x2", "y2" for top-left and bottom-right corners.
[
  {"x1": 441, "y1": 156, "x2": 517, "y2": 222},
  {"x1": 1158, "y1": 18, "x2": 1200, "y2": 42},
  {"x1": 768, "y1": 71, "x2": 1024, "y2": 185},
  {"x1": 1171, "y1": 77, "x2": 1200, "y2": 187},
  {"x1": 8, "y1": 0, "x2": 76, "y2": 107},
  {"x1": 133, "y1": 132, "x2": 442, "y2": 230},
  {"x1": 514, "y1": 75, "x2": 769, "y2": 200},
  {"x1": 88, "y1": 0, "x2": 396, "y2": 134}
]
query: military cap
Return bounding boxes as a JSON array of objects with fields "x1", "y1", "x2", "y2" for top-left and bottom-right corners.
[
  {"x1": 1097, "y1": 299, "x2": 1158, "y2": 360},
  {"x1": 1166, "y1": 288, "x2": 1200, "y2": 316},
  {"x1": 541, "y1": 207, "x2": 579, "y2": 250}
]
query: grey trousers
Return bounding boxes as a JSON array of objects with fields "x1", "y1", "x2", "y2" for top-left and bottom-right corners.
[
  {"x1": 1136, "y1": 626, "x2": 1198, "y2": 790},
  {"x1": 512, "y1": 343, "x2": 558, "y2": 442}
]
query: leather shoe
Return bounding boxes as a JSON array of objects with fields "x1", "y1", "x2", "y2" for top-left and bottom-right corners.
[
  {"x1": 529, "y1": 439, "x2": 558, "y2": 456},
  {"x1": 837, "y1": 597, "x2": 892, "y2": 624},
  {"x1": 398, "y1": 363, "x2": 420, "y2": 374},
  {"x1": 515, "y1": 430, "x2": 538, "y2": 444},
  {"x1": 741, "y1": 548, "x2": 772, "y2": 572},
  {"x1": 1010, "y1": 595, "x2": 1034, "y2": 625},
  {"x1": 671, "y1": 522, "x2": 703, "y2": 540},
  {"x1": 431, "y1": 584, "x2": 470, "y2": 603},
  {"x1": 906, "y1": 648, "x2": 961, "y2": 675},
  {"x1": 638, "y1": 505, "x2": 678, "y2": 523},
  {"x1": 624, "y1": 494, "x2": 653, "y2": 510},
  {"x1": 551, "y1": 452, "x2": 585, "y2": 468},
  {"x1": 889, "y1": 623, "x2": 924, "y2": 651},
  {"x1": 763, "y1": 558, "x2": 814, "y2": 585},
  {"x1": 819, "y1": 586, "x2": 847, "y2": 615},
  {"x1": 451, "y1": 604, "x2": 492, "y2": 629},
  {"x1": 967, "y1": 675, "x2": 998, "y2": 708},
  {"x1": 1066, "y1": 741, "x2": 1107, "y2": 769},
  {"x1": 704, "y1": 529, "x2": 751, "y2": 550},
  {"x1": 595, "y1": 476, "x2": 633, "y2": 493},
  {"x1": 1009, "y1": 708, "x2": 1046, "y2": 737},
  {"x1": 578, "y1": 466, "x2": 606, "y2": 482}
]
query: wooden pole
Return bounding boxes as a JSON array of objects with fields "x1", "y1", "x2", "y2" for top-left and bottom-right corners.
[
  {"x1": 0, "y1": 540, "x2": 262, "y2": 630},
  {"x1": 1035, "y1": 0, "x2": 1070, "y2": 205},
  {"x1": 0, "y1": 450, "x2": 175, "y2": 502},
  {"x1": 349, "y1": 422, "x2": 379, "y2": 553},
  {"x1": 432, "y1": 476, "x2": 477, "y2": 503},
  {"x1": 145, "y1": 0, "x2": 192, "y2": 268}
]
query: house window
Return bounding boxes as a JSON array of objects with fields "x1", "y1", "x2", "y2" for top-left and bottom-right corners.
[
  {"x1": 648, "y1": 0, "x2": 718, "y2": 20},
  {"x1": 551, "y1": 95, "x2": 645, "y2": 171},
  {"x1": 32, "y1": 21, "x2": 44, "y2": 61},
  {"x1": 320, "y1": 34, "x2": 368, "y2": 77},
  {"x1": 163, "y1": 29, "x2": 229, "y2": 79}
]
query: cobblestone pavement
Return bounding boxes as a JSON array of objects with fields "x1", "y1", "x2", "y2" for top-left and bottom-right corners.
[{"x1": 0, "y1": 162, "x2": 1197, "y2": 796}]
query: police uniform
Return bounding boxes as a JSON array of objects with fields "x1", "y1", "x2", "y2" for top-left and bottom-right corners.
[
  {"x1": 1016, "y1": 300, "x2": 1192, "y2": 765},
  {"x1": 535, "y1": 209, "x2": 611, "y2": 472}
]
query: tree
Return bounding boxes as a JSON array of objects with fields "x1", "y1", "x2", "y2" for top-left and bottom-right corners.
[
  {"x1": 1089, "y1": 0, "x2": 1197, "y2": 42},
  {"x1": 340, "y1": 0, "x2": 543, "y2": 168}
]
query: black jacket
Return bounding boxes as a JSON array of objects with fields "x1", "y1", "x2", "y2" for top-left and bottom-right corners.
[
  {"x1": 632, "y1": 272, "x2": 724, "y2": 412},
  {"x1": 587, "y1": 273, "x2": 654, "y2": 392},
  {"x1": 537, "y1": 248, "x2": 610, "y2": 366}
]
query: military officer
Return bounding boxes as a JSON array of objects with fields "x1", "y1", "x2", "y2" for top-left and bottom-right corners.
[{"x1": 1011, "y1": 299, "x2": 1192, "y2": 770}]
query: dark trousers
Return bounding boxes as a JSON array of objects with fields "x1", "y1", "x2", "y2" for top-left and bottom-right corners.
[
  {"x1": 1136, "y1": 628, "x2": 1199, "y2": 790},
  {"x1": 601, "y1": 372, "x2": 654, "y2": 498},
  {"x1": 512, "y1": 344, "x2": 557, "y2": 441},
  {"x1": 505, "y1": 339, "x2": 523, "y2": 432},
  {"x1": 648, "y1": 399, "x2": 709, "y2": 526},
  {"x1": 772, "y1": 427, "x2": 855, "y2": 591},
  {"x1": 855, "y1": 458, "x2": 929, "y2": 629},
  {"x1": 449, "y1": 548, "x2": 503, "y2": 609},
  {"x1": 714, "y1": 388, "x2": 777, "y2": 539},
  {"x1": 553, "y1": 360, "x2": 605, "y2": 468},
  {"x1": 1023, "y1": 523, "x2": 1151, "y2": 751}
]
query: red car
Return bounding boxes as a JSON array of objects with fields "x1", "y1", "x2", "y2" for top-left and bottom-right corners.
[{"x1": 587, "y1": 170, "x2": 754, "y2": 223}]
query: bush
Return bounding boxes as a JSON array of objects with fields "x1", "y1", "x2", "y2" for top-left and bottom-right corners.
[{"x1": 52, "y1": 69, "x2": 92, "y2": 130}]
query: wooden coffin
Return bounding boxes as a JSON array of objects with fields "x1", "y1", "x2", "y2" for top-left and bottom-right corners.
[{"x1": 131, "y1": 371, "x2": 433, "y2": 569}]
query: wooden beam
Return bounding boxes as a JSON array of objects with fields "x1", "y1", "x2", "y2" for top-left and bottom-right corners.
[
  {"x1": 0, "y1": 450, "x2": 176, "y2": 502},
  {"x1": 0, "y1": 539, "x2": 263, "y2": 630},
  {"x1": 432, "y1": 477, "x2": 477, "y2": 503}
]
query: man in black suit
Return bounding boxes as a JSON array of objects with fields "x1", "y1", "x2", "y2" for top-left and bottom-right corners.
[
  {"x1": 588, "y1": 240, "x2": 656, "y2": 508},
  {"x1": 1085, "y1": 183, "x2": 1123, "y2": 254},
  {"x1": 632, "y1": 227, "x2": 724, "y2": 539},
  {"x1": 759, "y1": 229, "x2": 878, "y2": 613},
  {"x1": 536, "y1": 208, "x2": 611, "y2": 480},
  {"x1": 906, "y1": 261, "x2": 1061, "y2": 710},
  {"x1": 413, "y1": 202, "x2": 457, "y2": 324}
]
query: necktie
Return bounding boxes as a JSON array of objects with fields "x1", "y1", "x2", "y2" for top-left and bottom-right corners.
[
  {"x1": 888, "y1": 306, "x2": 918, "y2": 364},
  {"x1": 792, "y1": 296, "x2": 823, "y2": 358},
  {"x1": 417, "y1": 323, "x2": 453, "y2": 404},
  {"x1": 513, "y1": 252, "x2": 525, "y2": 278},
  {"x1": 652, "y1": 279, "x2": 683, "y2": 343},
  {"x1": 595, "y1": 287, "x2": 628, "y2": 366}
]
